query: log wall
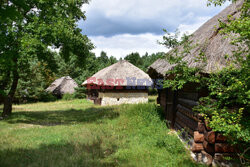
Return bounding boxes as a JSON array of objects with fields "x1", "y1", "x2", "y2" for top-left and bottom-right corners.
[{"x1": 158, "y1": 84, "x2": 238, "y2": 166}]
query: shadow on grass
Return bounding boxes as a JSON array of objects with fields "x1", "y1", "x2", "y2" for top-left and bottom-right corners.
[
  {"x1": 0, "y1": 139, "x2": 118, "y2": 167},
  {"x1": 4, "y1": 107, "x2": 119, "y2": 126},
  {"x1": 155, "y1": 106, "x2": 166, "y2": 122}
]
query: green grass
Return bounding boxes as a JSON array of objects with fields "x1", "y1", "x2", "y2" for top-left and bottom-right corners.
[{"x1": 0, "y1": 97, "x2": 203, "y2": 167}]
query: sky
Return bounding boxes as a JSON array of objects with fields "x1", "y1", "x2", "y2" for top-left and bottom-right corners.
[{"x1": 79, "y1": 0, "x2": 229, "y2": 59}]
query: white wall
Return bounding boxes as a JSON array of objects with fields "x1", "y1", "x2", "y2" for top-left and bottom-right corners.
[{"x1": 99, "y1": 92, "x2": 148, "y2": 106}]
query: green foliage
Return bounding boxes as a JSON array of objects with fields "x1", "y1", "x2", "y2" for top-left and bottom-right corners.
[
  {"x1": 194, "y1": 65, "x2": 250, "y2": 152},
  {"x1": 160, "y1": 0, "x2": 250, "y2": 161},
  {"x1": 163, "y1": 63, "x2": 201, "y2": 90},
  {"x1": 62, "y1": 93, "x2": 75, "y2": 101},
  {"x1": 207, "y1": 0, "x2": 237, "y2": 6},
  {"x1": 0, "y1": 0, "x2": 120, "y2": 104},
  {"x1": 0, "y1": 0, "x2": 93, "y2": 114},
  {"x1": 15, "y1": 61, "x2": 57, "y2": 103},
  {"x1": 159, "y1": 29, "x2": 181, "y2": 49},
  {"x1": 148, "y1": 87, "x2": 158, "y2": 95},
  {"x1": 73, "y1": 87, "x2": 87, "y2": 99},
  {"x1": 124, "y1": 52, "x2": 165, "y2": 72},
  {"x1": 95, "y1": 51, "x2": 118, "y2": 72},
  {"x1": 56, "y1": 51, "x2": 118, "y2": 85},
  {"x1": 125, "y1": 52, "x2": 143, "y2": 66},
  {"x1": 38, "y1": 92, "x2": 57, "y2": 102},
  {"x1": 159, "y1": 29, "x2": 202, "y2": 90},
  {"x1": 62, "y1": 87, "x2": 87, "y2": 101}
]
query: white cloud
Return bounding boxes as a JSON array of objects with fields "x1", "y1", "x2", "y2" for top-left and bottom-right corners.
[
  {"x1": 83, "y1": 0, "x2": 209, "y2": 19},
  {"x1": 81, "y1": 0, "x2": 230, "y2": 59},
  {"x1": 89, "y1": 33, "x2": 167, "y2": 59},
  {"x1": 178, "y1": 16, "x2": 211, "y2": 35},
  {"x1": 81, "y1": 0, "x2": 228, "y2": 36},
  {"x1": 89, "y1": 16, "x2": 213, "y2": 59}
]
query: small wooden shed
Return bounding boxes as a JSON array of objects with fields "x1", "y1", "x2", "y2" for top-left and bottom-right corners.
[
  {"x1": 82, "y1": 60, "x2": 152, "y2": 106},
  {"x1": 148, "y1": 1, "x2": 243, "y2": 164}
]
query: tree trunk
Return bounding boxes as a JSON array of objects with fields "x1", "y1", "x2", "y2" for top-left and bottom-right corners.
[
  {"x1": 0, "y1": 71, "x2": 11, "y2": 105},
  {"x1": 2, "y1": 96, "x2": 13, "y2": 117},
  {"x1": 2, "y1": 69, "x2": 19, "y2": 117}
]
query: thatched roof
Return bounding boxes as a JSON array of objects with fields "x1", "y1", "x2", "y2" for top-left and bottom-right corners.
[
  {"x1": 148, "y1": 0, "x2": 244, "y2": 77},
  {"x1": 46, "y1": 76, "x2": 78, "y2": 96},
  {"x1": 82, "y1": 60, "x2": 152, "y2": 87}
]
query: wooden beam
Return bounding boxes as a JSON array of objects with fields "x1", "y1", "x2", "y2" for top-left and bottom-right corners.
[
  {"x1": 178, "y1": 98, "x2": 198, "y2": 109},
  {"x1": 175, "y1": 111, "x2": 198, "y2": 131},
  {"x1": 176, "y1": 104, "x2": 199, "y2": 122},
  {"x1": 175, "y1": 116, "x2": 195, "y2": 136},
  {"x1": 178, "y1": 91, "x2": 199, "y2": 101}
]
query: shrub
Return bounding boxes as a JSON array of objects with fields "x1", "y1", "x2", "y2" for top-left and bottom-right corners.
[
  {"x1": 62, "y1": 93, "x2": 75, "y2": 101},
  {"x1": 73, "y1": 87, "x2": 86, "y2": 99},
  {"x1": 148, "y1": 88, "x2": 158, "y2": 95},
  {"x1": 39, "y1": 92, "x2": 57, "y2": 102}
]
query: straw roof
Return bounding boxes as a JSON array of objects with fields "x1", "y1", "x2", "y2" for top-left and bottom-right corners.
[
  {"x1": 148, "y1": 0, "x2": 244, "y2": 77},
  {"x1": 46, "y1": 76, "x2": 78, "y2": 96},
  {"x1": 82, "y1": 60, "x2": 152, "y2": 87}
]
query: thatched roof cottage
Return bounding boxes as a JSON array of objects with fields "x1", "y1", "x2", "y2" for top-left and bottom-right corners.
[
  {"x1": 147, "y1": 0, "x2": 243, "y2": 162},
  {"x1": 46, "y1": 76, "x2": 78, "y2": 97},
  {"x1": 149, "y1": 0, "x2": 243, "y2": 78},
  {"x1": 82, "y1": 60, "x2": 152, "y2": 106}
]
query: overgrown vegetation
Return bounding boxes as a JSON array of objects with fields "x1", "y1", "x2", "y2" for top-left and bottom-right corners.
[
  {"x1": 0, "y1": 98, "x2": 203, "y2": 167},
  {"x1": 160, "y1": 0, "x2": 249, "y2": 162}
]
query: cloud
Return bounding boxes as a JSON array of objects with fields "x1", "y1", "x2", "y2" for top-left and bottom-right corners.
[
  {"x1": 177, "y1": 16, "x2": 212, "y2": 35},
  {"x1": 80, "y1": 0, "x2": 228, "y2": 37},
  {"x1": 89, "y1": 33, "x2": 167, "y2": 59},
  {"x1": 79, "y1": 0, "x2": 230, "y2": 58},
  {"x1": 88, "y1": 15, "x2": 215, "y2": 59}
]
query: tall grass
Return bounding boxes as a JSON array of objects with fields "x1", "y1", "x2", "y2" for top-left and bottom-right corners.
[{"x1": 0, "y1": 98, "x2": 203, "y2": 167}]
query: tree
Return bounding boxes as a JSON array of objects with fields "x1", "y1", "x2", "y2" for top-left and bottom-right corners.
[
  {"x1": 0, "y1": 0, "x2": 93, "y2": 117},
  {"x1": 97, "y1": 51, "x2": 109, "y2": 69},
  {"x1": 109, "y1": 56, "x2": 118, "y2": 65},
  {"x1": 124, "y1": 52, "x2": 143, "y2": 67},
  {"x1": 140, "y1": 52, "x2": 165, "y2": 72},
  {"x1": 124, "y1": 52, "x2": 164, "y2": 72}
]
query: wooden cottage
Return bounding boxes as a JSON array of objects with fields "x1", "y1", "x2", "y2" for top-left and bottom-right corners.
[
  {"x1": 82, "y1": 60, "x2": 152, "y2": 106},
  {"x1": 148, "y1": 1, "x2": 243, "y2": 165},
  {"x1": 46, "y1": 76, "x2": 78, "y2": 97}
]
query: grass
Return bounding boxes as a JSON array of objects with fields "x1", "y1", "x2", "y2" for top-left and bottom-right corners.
[{"x1": 0, "y1": 97, "x2": 204, "y2": 167}]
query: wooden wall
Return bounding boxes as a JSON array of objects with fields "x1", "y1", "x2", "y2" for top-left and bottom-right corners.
[
  {"x1": 157, "y1": 88, "x2": 167, "y2": 110},
  {"x1": 157, "y1": 83, "x2": 237, "y2": 165},
  {"x1": 174, "y1": 87, "x2": 200, "y2": 136},
  {"x1": 149, "y1": 68, "x2": 237, "y2": 165},
  {"x1": 158, "y1": 85, "x2": 200, "y2": 131}
]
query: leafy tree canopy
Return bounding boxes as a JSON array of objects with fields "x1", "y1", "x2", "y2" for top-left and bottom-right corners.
[{"x1": 0, "y1": 0, "x2": 94, "y2": 116}]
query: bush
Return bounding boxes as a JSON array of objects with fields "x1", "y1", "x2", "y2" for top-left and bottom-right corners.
[
  {"x1": 73, "y1": 87, "x2": 86, "y2": 99},
  {"x1": 62, "y1": 93, "x2": 75, "y2": 101},
  {"x1": 148, "y1": 88, "x2": 158, "y2": 95},
  {"x1": 39, "y1": 92, "x2": 57, "y2": 102}
]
